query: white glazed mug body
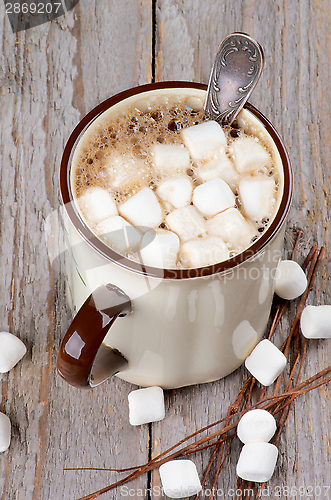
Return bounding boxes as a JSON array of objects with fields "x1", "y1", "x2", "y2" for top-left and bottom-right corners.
[{"x1": 58, "y1": 82, "x2": 292, "y2": 389}]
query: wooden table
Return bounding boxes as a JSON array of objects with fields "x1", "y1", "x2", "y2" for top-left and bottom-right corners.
[{"x1": 1, "y1": 1, "x2": 330, "y2": 499}]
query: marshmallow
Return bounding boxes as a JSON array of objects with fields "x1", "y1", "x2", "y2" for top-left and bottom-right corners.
[
  {"x1": 106, "y1": 153, "x2": 149, "y2": 191},
  {"x1": 78, "y1": 187, "x2": 118, "y2": 224},
  {"x1": 196, "y1": 155, "x2": 239, "y2": 185},
  {"x1": 0, "y1": 413, "x2": 11, "y2": 453},
  {"x1": 166, "y1": 206, "x2": 206, "y2": 241},
  {"x1": 180, "y1": 237, "x2": 230, "y2": 268},
  {"x1": 300, "y1": 305, "x2": 331, "y2": 339},
  {"x1": 274, "y1": 260, "x2": 307, "y2": 300},
  {"x1": 207, "y1": 208, "x2": 257, "y2": 249},
  {"x1": 152, "y1": 144, "x2": 191, "y2": 175},
  {"x1": 193, "y1": 178, "x2": 235, "y2": 216},
  {"x1": 95, "y1": 216, "x2": 141, "y2": 254},
  {"x1": 157, "y1": 177, "x2": 193, "y2": 209},
  {"x1": 128, "y1": 386, "x2": 165, "y2": 426},
  {"x1": 181, "y1": 121, "x2": 227, "y2": 164},
  {"x1": 239, "y1": 175, "x2": 276, "y2": 221},
  {"x1": 236, "y1": 442, "x2": 278, "y2": 482},
  {"x1": 119, "y1": 187, "x2": 163, "y2": 230},
  {"x1": 134, "y1": 99, "x2": 151, "y2": 112},
  {"x1": 185, "y1": 96, "x2": 204, "y2": 111},
  {"x1": 245, "y1": 339, "x2": 287, "y2": 386},
  {"x1": 0, "y1": 331, "x2": 27, "y2": 373},
  {"x1": 237, "y1": 409, "x2": 277, "y2": 444},
  {"x1": 159, "y1": 460, "x2": 202, "y2": 498},
  {"x1": 139, "y1": 230, "x2": 180, "y2": 268},
  {"x1": 232, "y1": 137, "x2": 271, "y2": 174}
]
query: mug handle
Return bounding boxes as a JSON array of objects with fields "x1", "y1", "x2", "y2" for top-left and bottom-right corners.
[{"x1": 57, "y1": 284, "x2": 132, "y2": 388}]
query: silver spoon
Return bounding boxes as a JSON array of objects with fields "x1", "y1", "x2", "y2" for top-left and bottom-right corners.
[{"x1": 204, "y1": 33, "x2": 264, "y2": 126}]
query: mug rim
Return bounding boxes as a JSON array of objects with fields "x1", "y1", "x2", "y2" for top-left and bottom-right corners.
[{"x1": 60, "y1": 81, "x2": 293, "y2": 280}]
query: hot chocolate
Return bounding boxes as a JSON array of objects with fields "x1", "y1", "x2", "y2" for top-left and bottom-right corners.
[{"x1": 71, "y1": 88, "x2": 283, "y2": 269}]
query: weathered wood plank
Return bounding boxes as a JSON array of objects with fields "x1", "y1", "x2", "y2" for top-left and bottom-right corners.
[
  {"x1": 152, "y1": 0, "x2": 331, "y2": 497},
  {"x1": 0, "y1": 1, "x2": 152, "y2": 499}
]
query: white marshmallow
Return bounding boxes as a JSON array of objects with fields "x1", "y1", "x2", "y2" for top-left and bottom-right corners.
[
  {"x1": 274, "y1": 260, "x2": 307, "y2": 300},
  {"x1": 232, "y1": 136, "x2": 271, "y2": 174},
  {"x1": 237, "y1": 409, "x2": 277, "y2": 444},
  {"x1": 239, "y1": 175, "x2": 276, "y2": 221},
  {"x1": 0, "y1": 332, "x2": 27, "y2": 373},
  {"x1": 196, "y1": 155, "x2": 239, "y2": 185},
  {"x1": 95, "y1": 216, "x2": 141, "y2": 254},
  {"x1": 128, "y1": 386, "x2": 165, "y2": 426},
  {"x1": 181, "y1": 121, "x2": 226, "y2": 164},
  {"x1": 78, "y1": 187, "x2": 118, "y2": 224},
  {"x1": 106, "y1": 153, "x2": 149, "y2": 191},
  {"x1": 185, "y1": 96, "x2": 204, "y2": 111},
  {"x1": 134, "y1": 99, "x2": 151, "y2": 112},
  {"x1": 193, "y1": 178, "x2": 235, "y2": 216},
  {"x1": 236, "y1": 442, "x2": 278, "y2": 483},
  {"x1": 245, "y1": 339, "x2": 287, "y2": 386},
  {"x1": 300, "y1": 305, "x2": 331, "y2": 339},
  {"x1": 180, "y1": 237, "x2": 230, "y2": 268},
  {"x1": 152, "y1": 144, "x2": 191, "y2": 175},
  {"x1": 166, "y1": 206, "x2": 206, "y2": 242},
  {"x1": 139, "y1": 230, "x2": 180, "y2": 269},
  {"x1": 159, "y1": 460, "x2": 202, "y2": 498},
  {"x1": 0, "y1": 413, "x2": 11, "y2": 453},
  {"x1": 157, "y1": 177, "x2": 193, "y2": 209},
  {"x1": 119, "y1": 187, "x2": 163, "y2": 230},
  {"x1": 207, "y1": 208, "x2": 257, "y2": 249}
]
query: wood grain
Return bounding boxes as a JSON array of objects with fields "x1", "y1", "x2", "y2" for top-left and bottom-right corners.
[
  {"x1": 154, "y1": 0, "x2": 331, "y2": 497},
  {"x1": 0, "y1": 1, "x2": 152, "y2": 499},
  {"x1": 0, "y1": 0, "x2": 330, "y2": 499}
]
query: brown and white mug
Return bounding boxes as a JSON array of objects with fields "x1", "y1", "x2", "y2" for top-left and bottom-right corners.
[{"x1": 57, "y1": 82, "x2": 292, "y2": 389}]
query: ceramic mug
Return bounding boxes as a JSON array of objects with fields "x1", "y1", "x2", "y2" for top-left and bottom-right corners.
[{"x1": 57, "y1": 82, "x2": 292, "y2": 389}]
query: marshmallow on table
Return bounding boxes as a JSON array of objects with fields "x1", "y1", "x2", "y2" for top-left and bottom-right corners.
[
  {"x1": 166, "y1": 205, "x2": 206, "y2": 242},
  {"x1": 0, "y1": 331, "x2": 27, "y2": 373},
  {"x1": 245, "y1": 339, "x2": 287, "y2": 386},
  {"x1": 300, "y1": 305, "x2": 331, "y2": 339},
  {"x1": 239, "y1": 175, "x2": 276, "y2": 221},
  {"x1": 106, "y1": 153, "x2": 149, "y2": 191},
  {"x1": 78, "y1": 187, "x2": 118, "y2": 224},
  {"x1": 119, "y1": 187, "x2": 163, "y2": 230},
  {"x1": 236, "y1": 442, "x2": 278, "y2": 483},
  {"x1": 274, "y1": 260, "x2": 307, "y2": 300},
  {"x1": 139, "y1": 229, "x2": 180, "y2": 268},
  {"x1": 157, "y1": 177, "x2": 193, "y2": 209},
  {"x1": 128, "y1": 386, "x2": 165, "y2": 426},
  {"x1": 0, "y1": 413, "x2": 11, "y2": 453},
  {"x1": 95, "y1": 216, "x2": 141, "y2": 254},
  {"x1": 196, "y1": 155, "x2": 239, "y2": 185},
  {"x1": 232, "y1": 136, "x2": 271, "y2": 174},
  {"x1": 237, "y1": 409, "x2": 277, "y2": 444},
  {"x1": 207, "y1": 208, "x2": 257, "y2": 249},
  {"x1": 180, "y1": 236, "x2": 229, "y2": 268},
  {"x1": 159, "y1": 460, "x2": 202, "y2": 499},
  {"x1": 193, "y1": 178, "x2": 235, "y2": 216},
  {"x1": 181, "y1": 120, "x2": 227, "y2": 164},
  {"x1": 152, "y1": 144, "x2": 191, "y2": 175}
]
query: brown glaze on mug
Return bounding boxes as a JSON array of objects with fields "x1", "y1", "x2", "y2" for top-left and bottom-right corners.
[{"x1": 57, "y1": 284, "x2": 131, "y2": 388}]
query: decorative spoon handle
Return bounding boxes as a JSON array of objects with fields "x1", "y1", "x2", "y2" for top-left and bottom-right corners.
[{"x1": 204, "y1": 33, "x2": 264, "y2": 126}]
